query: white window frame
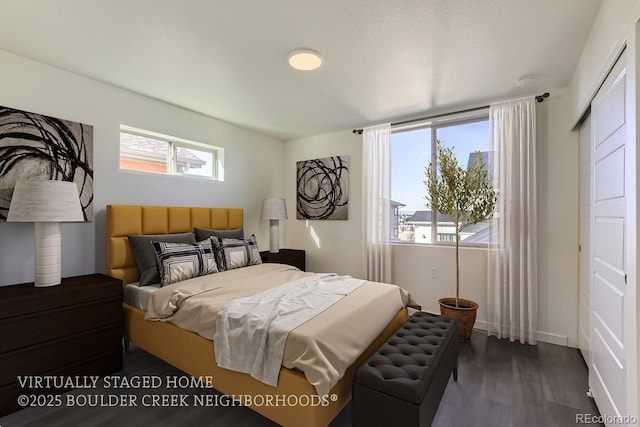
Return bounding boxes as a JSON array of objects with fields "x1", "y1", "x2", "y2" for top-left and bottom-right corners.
[
  {"x1": 119, "y1": 125, "x2": 224, "y2": 181},
  {"x1": 391, "y1": 111, "x2": 490, "y2": 247}
]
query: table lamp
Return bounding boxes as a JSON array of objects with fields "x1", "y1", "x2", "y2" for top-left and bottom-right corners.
[
  {"x1": 261, "y1": 198, "x2": 287, "y2": 253},
  {"x1": 7, "y1": 179, "x2": 84, "y2": 287}
]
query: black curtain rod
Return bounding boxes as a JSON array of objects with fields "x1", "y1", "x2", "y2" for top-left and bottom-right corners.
[{"x1": 352, "y1": 92, "x2": 549, "y2": 135}]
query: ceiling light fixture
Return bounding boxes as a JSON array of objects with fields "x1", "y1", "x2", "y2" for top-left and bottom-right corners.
[
  {"x1": 515, "y1": 76, "x2": 537, "y2": 87},
  {"x1": 288, "y1": 49, "x2": 323, "y2": 71}
]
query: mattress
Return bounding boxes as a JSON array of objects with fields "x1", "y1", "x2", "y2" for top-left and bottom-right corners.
[{"x1": 123, "y1": 283, "x2": 160, "y2": 310}]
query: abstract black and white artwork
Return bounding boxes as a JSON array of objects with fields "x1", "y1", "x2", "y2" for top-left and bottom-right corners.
[
  {"x1": 296, "y1": 155, "x2": 348, "y2": 220},
  {"x1": 0, "y1": 106, "x2": 93, "y2": 222}
]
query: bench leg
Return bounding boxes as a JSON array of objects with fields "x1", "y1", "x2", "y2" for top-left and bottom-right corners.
[{"x1": 453, "y1": 364, "x2": 458, "y2": 382}]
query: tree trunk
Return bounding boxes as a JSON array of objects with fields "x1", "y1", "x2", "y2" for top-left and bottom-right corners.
[{"x1": 455, "y1": 220, "x2": 460, "y2": 308}]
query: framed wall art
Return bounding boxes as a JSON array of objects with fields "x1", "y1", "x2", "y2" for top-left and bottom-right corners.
[
  {"x1": 0, "y1": 106, "x2": 93, "y2": 222},
  {"x1": 296, "y1": 155, "x2": 348, "y2": 220}
]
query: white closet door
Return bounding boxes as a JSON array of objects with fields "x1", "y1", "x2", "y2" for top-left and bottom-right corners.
[
  {"x1": 590, "y1": 50, "x2": 628, "y2": 422},
  {"x1": 578, "y1": 113, "x2": 591, "y2": 362}
]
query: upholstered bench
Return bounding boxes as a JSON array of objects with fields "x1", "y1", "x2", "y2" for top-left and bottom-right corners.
[{"x1": 352, "y1": 312, "x2": 459, "y2": 427}]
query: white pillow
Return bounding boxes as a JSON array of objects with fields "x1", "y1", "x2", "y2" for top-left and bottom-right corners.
[
  {"x1": 152, "y1": 240, "x2": 218, "y2": 287},
  {"x1": 211, "y1": 235, "x2": 262, "y2": 271}
]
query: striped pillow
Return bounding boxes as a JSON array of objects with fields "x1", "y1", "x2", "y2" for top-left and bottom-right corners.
[
  {"x1": 152, "y1": 240, "x2": 218, "y2": 287},
  {"x1": 211, "y1": 235, "x2": 262, "y2": 271}
]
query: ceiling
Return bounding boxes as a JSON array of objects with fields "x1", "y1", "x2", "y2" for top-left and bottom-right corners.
[{"x1": 0, "y1": 0, "x2": 601, "y2": 140}]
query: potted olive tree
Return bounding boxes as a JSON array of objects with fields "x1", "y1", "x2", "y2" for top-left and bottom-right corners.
[{"x1": 424, "y1": 140, "x2": 497, "y2": 342}]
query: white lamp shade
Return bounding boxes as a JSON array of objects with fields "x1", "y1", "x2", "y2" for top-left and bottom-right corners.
[
  {"x1": 7, "y1": 180, "x2": 84, "y2": 222},
  {"x1": 261, "y1": 198, "x2": 288, "y2": 220}
]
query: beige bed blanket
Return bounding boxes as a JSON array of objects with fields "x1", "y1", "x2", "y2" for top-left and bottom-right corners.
[{"x1": 145, "y1": 263, "x2": 416, "y2": 396}]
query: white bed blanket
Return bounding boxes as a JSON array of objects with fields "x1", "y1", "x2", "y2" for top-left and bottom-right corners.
[{"x1": 213, "y1": 273, "x2": 365, "y2": 390}]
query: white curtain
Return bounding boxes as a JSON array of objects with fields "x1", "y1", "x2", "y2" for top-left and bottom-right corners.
[
  {"x1": 487, "y1": 96, "x2": 537, "y2": 344},
  {"x1": 362, "y1": 124, "x2": 392, "y2": 283}
]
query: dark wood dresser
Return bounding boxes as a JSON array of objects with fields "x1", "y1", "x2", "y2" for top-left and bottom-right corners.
[
  {"x1": 260, "y1": 249, "x2": 306, "y2": 271},
  {"x1": 0, "y1": 274, "x2": 123, "y2": 416}
]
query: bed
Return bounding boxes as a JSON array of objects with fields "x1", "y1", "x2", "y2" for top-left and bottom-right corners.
[{"x1": 106, "y1": 204, "x2": 410, "y2": 427}]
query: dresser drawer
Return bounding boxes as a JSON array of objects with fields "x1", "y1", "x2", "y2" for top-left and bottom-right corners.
[
  {"x1": 0, "y1": 350, "x2": 123, "y2": 417},
  {"x1": 0, "y1": 274, "x2": 122, "y2": 320},
  {"x1": 0, "y1": 298, "x2": 122, "y2": 353},
  {"x1": 0, "y1": 326, "x2": 122, "y2": 387},
  {"x1": 0, "y1": 274, "x2": 123, "y2": 417}
]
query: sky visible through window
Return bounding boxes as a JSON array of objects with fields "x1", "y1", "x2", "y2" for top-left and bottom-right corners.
[
  {"x1": 391, "y1": 120, "x2": 489, "y2": 213},
  {"x1": 178, "y1": 146, "x2": 213, "y2": 177}
]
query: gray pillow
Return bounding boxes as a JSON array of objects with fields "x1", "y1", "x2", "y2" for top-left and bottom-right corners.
[
  {"x1": 194, "y1": 227, "x2": 243, "y2": 241},
  {"x1": 128, "y1": 232, "x2": 196, "y2": 286}
]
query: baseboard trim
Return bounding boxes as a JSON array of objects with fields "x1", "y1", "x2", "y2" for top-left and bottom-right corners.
[
  {"x1": 473, "y1": 320, "x2": 569, "y2": 346},
  {"x1": 419, "y1": 309, "x2": 569, "y2": 346}
]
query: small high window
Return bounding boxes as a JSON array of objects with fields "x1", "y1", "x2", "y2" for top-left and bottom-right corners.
[{"x1": 119, "y1": 126, "x2": 224, "y2": 180}]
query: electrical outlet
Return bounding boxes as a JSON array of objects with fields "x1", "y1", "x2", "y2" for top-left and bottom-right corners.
[{"x1": 431, "y1": 267, "x2": 438, "y2": 278}]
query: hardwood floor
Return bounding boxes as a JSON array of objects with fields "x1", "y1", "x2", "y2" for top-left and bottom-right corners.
[
  {"x1": 0, "y1": 331, "x2": 602, "y2": 427},
  {"x1": 432, "y1": 331, "x2": 602, "y2": 427}
]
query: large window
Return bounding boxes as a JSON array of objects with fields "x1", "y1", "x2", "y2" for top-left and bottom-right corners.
[
  {"x1": 119, "y1": 126, "x2": 224, "y2": 180},
  {"x1": 391, "y1": 115, "x2": 491, "y2": 245}
]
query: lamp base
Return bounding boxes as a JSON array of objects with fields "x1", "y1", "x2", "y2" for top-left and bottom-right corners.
[
  {"x1": 34, "y1": 222, "x2": 62, "y2": 287},
  {"x1": 269, "y1": 219, "x2": 280, "y2": 253}
]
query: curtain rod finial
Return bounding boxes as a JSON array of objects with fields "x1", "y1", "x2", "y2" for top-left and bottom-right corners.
[{"x1": 536, "y1": 92, "x2": 550, "y2": 103}]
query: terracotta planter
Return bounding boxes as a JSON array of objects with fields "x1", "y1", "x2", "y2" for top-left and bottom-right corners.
[{"x1": 438, "y1": 298, "x2": 478, "y2": 343}]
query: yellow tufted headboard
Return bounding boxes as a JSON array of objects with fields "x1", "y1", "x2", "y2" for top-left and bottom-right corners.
[{"x1": 106, "y1": 204, "x2": 244, "y2": 285}]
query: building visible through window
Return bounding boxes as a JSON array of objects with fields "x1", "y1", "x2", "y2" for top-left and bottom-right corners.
[
  {"x1": 391, "y1": 116, "x2": 493, "y2": 245},
  {"x1": 119, "y1": 126, "x2": 223, "y2": 180}
]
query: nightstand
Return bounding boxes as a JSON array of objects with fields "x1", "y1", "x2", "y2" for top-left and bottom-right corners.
[
  {"x1": 260, "y1": 249, "x2": 306, "y2": 271},
  {"x1": 0, "y1": 274, "x2": 123, "y2": 416}
]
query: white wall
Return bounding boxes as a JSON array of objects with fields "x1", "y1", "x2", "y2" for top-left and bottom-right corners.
[
  {"x1": 284, "y1": 130, "x2": 363, "y2": 277},
  {"x1": 536, "y1": 88, "x2": 580, "y2": 347},
  {"x1": 0, "y1": 49, "x2": 285, "y2": 286},
  {"x1": 569, "y1": 0, "x2": 640, "y2": 125},
  {"x1": 284, "y1": 87, "x2": 580, "y2": 347},
  {"x1": 392, "y1": 244, "x2": 488, "y2": 324}
]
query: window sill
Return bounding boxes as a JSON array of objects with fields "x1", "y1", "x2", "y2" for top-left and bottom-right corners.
[{"x1": 389, "y1": 241, "x2": 491, "y2": 250}]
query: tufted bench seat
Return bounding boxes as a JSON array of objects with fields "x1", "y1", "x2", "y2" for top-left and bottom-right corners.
[{"x1": 352, "y1": 312, "x2": 459, "y2": 427}]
